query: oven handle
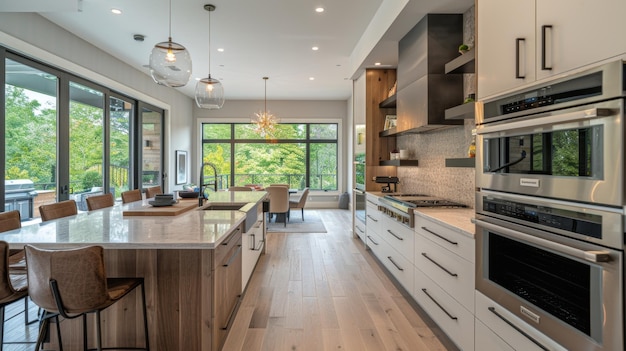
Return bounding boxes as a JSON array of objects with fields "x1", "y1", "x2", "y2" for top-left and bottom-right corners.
[
  {"x1": 477, "y1": 107, "x2": 611, "y2": 135},
  {"x1": 488, "y1": 307, "x2": 549, "y2": 351},
  {"x1": 473, "y1": 218, "x2": 612, "y2": 263}
]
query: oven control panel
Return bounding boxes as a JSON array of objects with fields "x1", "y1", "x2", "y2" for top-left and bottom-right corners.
[{"x1": 482, "y1": 197, "x2": 602, "y2": 239}]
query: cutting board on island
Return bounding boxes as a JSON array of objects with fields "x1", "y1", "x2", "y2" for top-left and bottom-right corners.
[{"x1": 123, "y1": 199, "x2": 198, "y2": 216}]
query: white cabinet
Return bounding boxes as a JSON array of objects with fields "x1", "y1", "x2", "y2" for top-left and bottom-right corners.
[
  {"x1": 478, "y1": 0, "x2": 626, "y2": 98},
  {"x1": 377, "y1": 215, "x2": 414, "y2": 292},
  {"x1": 413, "y1": 212, "x2": 475, "y2": 351},
  {"x1": 475, "y1": 291, "x2": 567, "y2": 351}
]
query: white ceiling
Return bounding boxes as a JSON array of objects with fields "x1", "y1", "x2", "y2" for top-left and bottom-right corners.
[{"x1": 5, "y1": 0, "x2": 472, "y2": 101}]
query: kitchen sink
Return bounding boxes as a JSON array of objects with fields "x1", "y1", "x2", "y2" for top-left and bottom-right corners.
[{"x1": 202, "y1": 204, "x2": 245, "y2": 211}]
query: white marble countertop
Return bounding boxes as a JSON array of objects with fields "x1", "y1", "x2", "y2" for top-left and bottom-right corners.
[
  {"x1": 415, "y1": 207, "x2": 475, "y2": 237},
  {"x1": 3, "y1": 191, "x2": 267, "y2": 250}
]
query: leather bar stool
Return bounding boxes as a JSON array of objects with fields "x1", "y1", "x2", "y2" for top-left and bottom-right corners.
[
  {"x1": 85, "y1": 193, "x2": 115, "y2": 211},
  {"x1": 39, "y1": 200, "x2": 77, "y2": 222},
  {"x1": 121, "y1": 189, "x2": 142, "y2": 204},
  {"x1": 144, "y1": 186, "x2": 162, "y2": 199},
  {"x1": 25, "y1": 245, "x2": 150, "y2": 351},
  {"x1": 0, "y1": 240, "x2": 32, "y2": 350}
]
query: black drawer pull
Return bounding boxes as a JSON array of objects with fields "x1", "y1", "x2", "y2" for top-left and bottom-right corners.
[
  {"x1": 386, "y1": 229, "x2": 403, "y2": 241},
  {"x1": 488, "y1": 307, "x2": 549, "y2": 351},
  {"x1": 356, "y1": 226, "x2": 365, "y2": 233},
  {"x1": 387, "y1": 256, "x2": 404, "y2": 271},
  {"x1": 421, "y1": 227, "x2": 458, "y2": 245},
  {"x1": 367, "y1": 236, "x2": 379, "y2": 246},
  {"x1": 421, "y1": 253, "x2": 457, "y2": 277},
  {"x1": 367, "y1": 214, "x2": 378, "y2": 222},
  {"x1": 422, "y1": 289, "x2": 457, "y2": 321},
  {"x1": 223, "y1": 245, "x2": 242, "y2": 267}
]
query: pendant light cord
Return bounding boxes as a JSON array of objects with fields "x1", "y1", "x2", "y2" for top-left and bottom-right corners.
[
  {"x1": 264, "y1": 77, "x2": 268, "y2": 114},
  {"x1": 208, "y1": 8, "x2": 212, "y2": 77},
  {"x1": 168, "y1": 0, "x2": 172, "y2": 40}
]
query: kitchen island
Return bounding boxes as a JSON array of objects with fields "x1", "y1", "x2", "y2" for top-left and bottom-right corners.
[{"x1": 2, "y1": 191, "x2": 267, "y2": 351}]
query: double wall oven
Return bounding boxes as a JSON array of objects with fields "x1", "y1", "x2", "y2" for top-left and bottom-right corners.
[{"x1": 475, "y1": 60, "x2": 625, "y2": 351}]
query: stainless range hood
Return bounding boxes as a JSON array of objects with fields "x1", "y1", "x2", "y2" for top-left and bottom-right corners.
[{"x1": 395, "y1": 14, "x2": 464, "y2": 134}]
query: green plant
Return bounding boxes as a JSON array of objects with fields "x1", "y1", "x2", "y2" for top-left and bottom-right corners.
[{"x1": 459, "y1": 44, "x2": 470, "y2": 52}]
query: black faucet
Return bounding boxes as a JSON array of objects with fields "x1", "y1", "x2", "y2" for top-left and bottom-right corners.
[{"x1": 199, "y1": 162, "x2": 218, "y2": 207}]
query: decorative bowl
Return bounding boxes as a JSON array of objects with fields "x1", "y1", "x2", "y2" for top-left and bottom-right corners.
[{"x1": 178, "y1": 191, "x2": 200, "y2": 198}]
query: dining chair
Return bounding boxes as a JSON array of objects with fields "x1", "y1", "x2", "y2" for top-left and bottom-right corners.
[
  {"x1": 25, "y1": 245, "x2": 150, "y2": 351},
  {"x1": 144, "y1": 186, "x2": 162, "y2": 199},
  {"x1": 85, "y1": 193, "x2": 115, "y2": 211},
  {"x1": 39, "y1": 200, "x2": 77, "y2": 222},
  {"x1": 0, "y1": 240, "x2": 31, "y2": 351},
  {"x1": 265, "y1": 186, "x2": 289, "y2": 227},
  {"x1": 228, "y1": 186, "x2": 252, "y2": 191},
  {"x1": 121, "y1": 189, "x2": 142, "y2": 204},
  {"x1": 289, "y1": 187, "x2": 310, "y2": 221},
  {"x1": 0, "y1": 210, "x2": 26, "y2": 270},
  {"x1": 269, "y1": 184, "x2": 289, "y2": 188}
]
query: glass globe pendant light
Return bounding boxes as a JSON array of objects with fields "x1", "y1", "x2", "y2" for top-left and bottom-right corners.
[
  {"x1": 195, "y1": 4, "x2": 225, "y2": 109},
  {"x1": 149, "y1": 0, "x2": 192, "y2": 87}
]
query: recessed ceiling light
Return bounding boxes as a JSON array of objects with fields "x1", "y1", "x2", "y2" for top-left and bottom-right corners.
[
  {"x1": 111, "y1": 8, "x2": 122, "y2": 15},
  {"x1": 217, "y1": 48, "x2": 224, "y2": 52},
  {"x1": 309, "y1": 77, "x2": 315, "y2": 81},
  {"x1": 374, "y1": 62, "x2": 381, "y2": 66},
  {"x1": 315, "y1": 7, "x2": 324, "y2": 13},
  {"x1": 312, "y1": 46, "x2": 319, "y2": 51}
]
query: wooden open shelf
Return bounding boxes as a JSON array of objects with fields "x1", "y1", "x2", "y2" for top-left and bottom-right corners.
[{"x1": 379, "y1": 94, "x2": 397, "y2": 108}]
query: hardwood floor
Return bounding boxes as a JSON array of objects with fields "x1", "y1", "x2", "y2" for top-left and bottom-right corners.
[{"x1": 223, "y1": 209, "x2": 459, "y2": 351}]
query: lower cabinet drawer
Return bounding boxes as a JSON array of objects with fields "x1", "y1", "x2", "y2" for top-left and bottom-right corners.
[
  {"x1": 475, "y1": 319, "x2": 515, "y2": 351},
  {"x1": 413, "y1": 267, "x2": 474, "y2": 351},
  {"x1": 370, "y1": 234, "x2": 413, "y2": 293},
  {"x1": 414, "y1": 233, "x2": 474, "y2": 311},
  {"x1": 354, "y1": 220, "x2": 366, "y2": 241},
  {"x1": 475, "y1": 291, "x2": 567, "y2": 351}
]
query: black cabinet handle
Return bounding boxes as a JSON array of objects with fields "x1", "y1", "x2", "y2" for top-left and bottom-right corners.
[
  {"x1": 223, "y1": 245, "x2": 242, "y2": 267},
  {"x1": 541, "y1": 25, "x2": 553, "y2": 70},
  {"x1": 387, "y1": 256, "x2": 404, "y2": 271},
  {"x1": 386, "y1": 229, "x2": 403, "y2": 241},
  {"x1": 515, "y1": 38, "x2": 526, "y2": 79},
  {"x1": 421, "y1": 227, "x2": 458, "y2": 246},
  {"x1": 422, "y1": 253, "x2": 458, "y2": 277},
  {"x1": 422, "y1": 289, "x2": 457, "y2": 320},
  {"x1": 367, "y1": 236, "x2": 379, "y2": 246},
  {"x1": 488, "y1": 307, "x2": 549, "y2": 351},
  {"x1": 367, "y1": 214, "x2": 378, "y2": 222}
]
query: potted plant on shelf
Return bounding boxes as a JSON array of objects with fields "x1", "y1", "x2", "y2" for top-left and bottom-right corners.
[{"x1": 458, "y1": 44, "x2": 470, "y2": 54}]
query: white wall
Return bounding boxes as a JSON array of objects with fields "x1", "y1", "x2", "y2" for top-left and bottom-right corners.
[
  {"x1": 194, "y1": 99, "x2": 350, "y2": 208},
  {"x1": 0, "y1": 13, "x2": 194, "y2": 193}
]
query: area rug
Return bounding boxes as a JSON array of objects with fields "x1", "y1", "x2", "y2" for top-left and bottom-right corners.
[{"x1": 267, "y1": 210, "x2": 327, "y2": 233}]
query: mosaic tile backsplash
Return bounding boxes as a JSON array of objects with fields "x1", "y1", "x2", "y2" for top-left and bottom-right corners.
[{"x1": 396, "y1": 121, "x2": 475, "y2": 208}]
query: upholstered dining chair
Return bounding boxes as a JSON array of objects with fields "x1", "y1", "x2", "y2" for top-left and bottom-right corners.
[
  {"x1": 144, "y1": 186, "x2": 162, "y2": 199},
  {"x1": 25, "y1": 245, "x2": 150, "y2": 351},
  {"x1": 85, "y1": 193, "x2": 115, "y2": 211},
  {"x1": 228, "y1": 186, "x2": 252, "y2": 191},
  {"x1": 121, "y1": 189, "x2": 142, "y2": 204},
  {"x1": 0, "y1": 241, "x2": 30, "y2": 350},
  {"x1": 39, "y1": 200, "x2": 77, "y2": 222},
  {"x1": 289, "y1": 187, "x2": 310, "y2": 221},
  {"x1": 265, "y1": 186, "x2": 289, "y2": 227}
]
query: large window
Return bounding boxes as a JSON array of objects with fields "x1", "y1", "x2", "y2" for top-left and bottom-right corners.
[
  {"x1": 201, "y1": 123, "x2": 338, "y2": 191},
  {"x1": 2, "y1": 49, "x2": 163, "y2": 217}
]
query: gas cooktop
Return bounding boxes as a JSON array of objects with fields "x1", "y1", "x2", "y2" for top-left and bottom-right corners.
[{"x1": 382, "y1": 194, "x2": 466, "y2": 209}]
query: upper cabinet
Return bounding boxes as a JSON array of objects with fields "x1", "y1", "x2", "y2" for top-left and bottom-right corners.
[{"x1": 478, "y1": 0, "x2": 626, "y2": 99}]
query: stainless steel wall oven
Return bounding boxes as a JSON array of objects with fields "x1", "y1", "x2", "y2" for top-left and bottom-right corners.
[{"x1": 475, "y1": 60, "x2": 626, "y2": 351}]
